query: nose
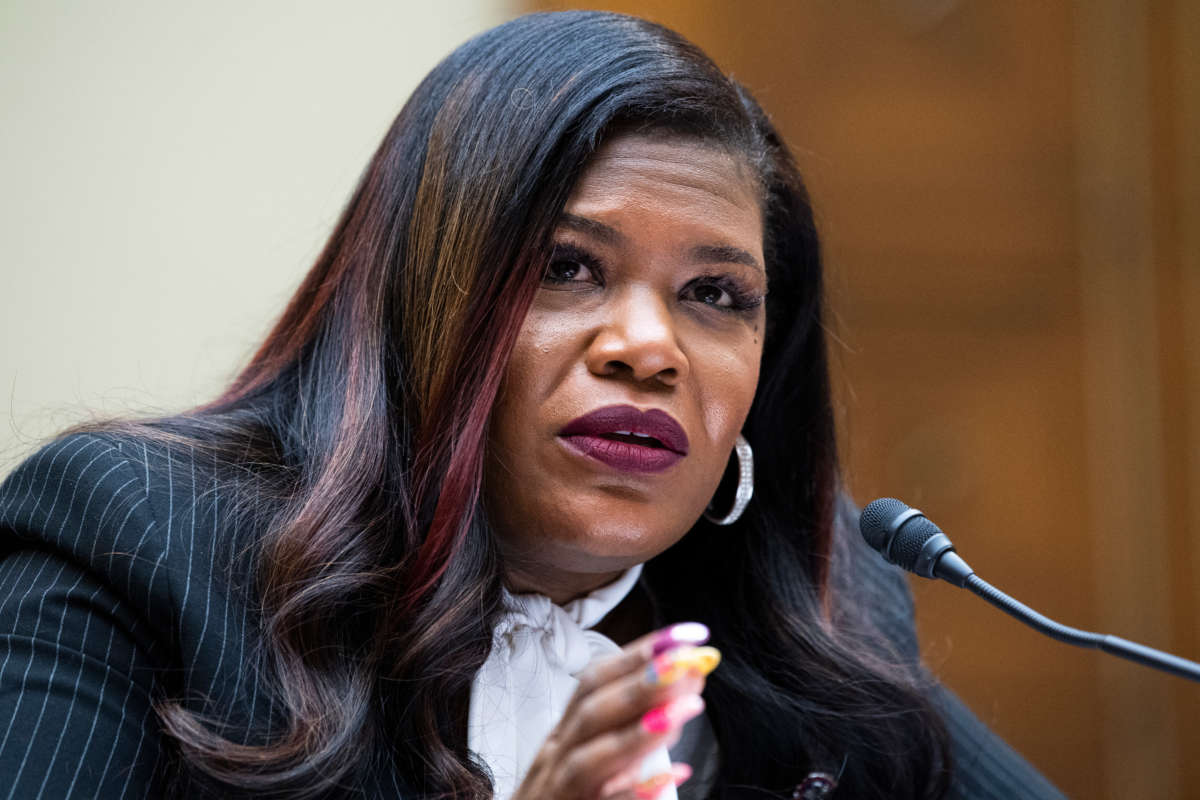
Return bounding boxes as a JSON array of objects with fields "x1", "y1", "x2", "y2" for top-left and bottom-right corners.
[{"x1": 584, "y1": 286, "x2": 689, "y2": 386}]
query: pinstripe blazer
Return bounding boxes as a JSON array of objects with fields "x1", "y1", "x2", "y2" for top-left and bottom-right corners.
[{"x1": 0, "y1": 432, "x2": 1065, "y2": 798}]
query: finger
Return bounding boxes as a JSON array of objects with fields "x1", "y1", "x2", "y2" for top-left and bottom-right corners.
[
  {"x1": 552, "y1": 694, "x2": 705, "y2": 798},
  {"x1": 602, "y1": 762, "x2": 694, "y2": 800},
  {"x1": 558, "y1": 646, "x2": 719, "y2": 749},
  {"x1": 563, "y1": 622, "x2": 710, "y2": 716}
]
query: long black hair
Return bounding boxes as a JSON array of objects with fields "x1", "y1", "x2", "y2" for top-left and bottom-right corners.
[{"x1": 68, "y1": 10, "x2": 950, "y2": 798}]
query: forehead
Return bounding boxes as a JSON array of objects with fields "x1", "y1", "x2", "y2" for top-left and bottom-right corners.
[{"x1": 565, "y1": 133, "x2": 763, "y2": 233}]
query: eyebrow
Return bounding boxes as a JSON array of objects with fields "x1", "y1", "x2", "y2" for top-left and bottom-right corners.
[
  {"x1": 689, "y1": 244, "x2": 763, "y2": 272},
  {"x1": 558, "y1": 213, "x2": 623, "y2": 245},
  {"x1": 557, "y1": 212, "x2": 764, "y2": 273}
]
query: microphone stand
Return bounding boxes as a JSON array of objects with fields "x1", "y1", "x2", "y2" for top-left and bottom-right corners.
[
  {"x1": 961, "y1": 572, "x2": 1200, "y2": 683},
  {"x1": 863, "y1": 501, "x2": 1200, "y2": 684}
]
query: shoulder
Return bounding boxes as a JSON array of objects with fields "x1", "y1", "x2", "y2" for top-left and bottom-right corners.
[
  {"x1": 0, "y1": 431, "x2": 286, "y2": 793},
  {"x1": 0, "y1": 430, "x2": 248, "y2": 592},
  {"x1": 0, "y1": 432, "x2": 159, "y2": 577},
  {"x1": 0, "y1": 430, "x2": 270, "y2": 709}
]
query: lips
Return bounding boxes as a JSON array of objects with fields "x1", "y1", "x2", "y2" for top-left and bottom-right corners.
[{"x1": 559, "y1": 405, "x2": 689, "y2": 473}]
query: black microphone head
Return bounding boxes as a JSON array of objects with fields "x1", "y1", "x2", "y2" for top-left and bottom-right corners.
[
  {"x1": 859, "y1": 497, "x2": 943, "y2": 570},
  {"x1": 890, "y1": 515, "x2": 943, "y2": 571},
  {"x1": 860, "y1": 497, "x2": 973, "y2": 584},
  {"x1": 859, "y1": 497, "x2": 910, "y2": 552}
]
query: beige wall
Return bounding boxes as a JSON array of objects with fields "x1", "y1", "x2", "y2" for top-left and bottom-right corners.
[{"x1": 0, "y1": 0, "x2": 513, "y2": 474}]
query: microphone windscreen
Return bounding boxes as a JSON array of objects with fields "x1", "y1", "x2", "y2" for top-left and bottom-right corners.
[
  {"x1": 858, "y1": 497, "x2": 909, "y2": 552},
  {"x1": 891, "y1": 514, "x2": 941, "y2": 571}
]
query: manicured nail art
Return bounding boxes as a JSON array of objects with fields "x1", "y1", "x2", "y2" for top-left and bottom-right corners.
[
  {"x1": 645, "y1": 645, "x2": 722, "y2": 686},
  {"x1": 641, "y1": 694, "x2": 705, "y2": 734},
  {"x1": 633, "y1": 772, "x2": 674, "y2": 799},
  {"x1": 651, "y1": 622, "x2": 710, "y2": 656}
]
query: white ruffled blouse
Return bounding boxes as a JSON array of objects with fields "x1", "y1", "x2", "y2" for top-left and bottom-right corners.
[{"x1": 467, "y1": 563, "x2": 680, "y2": 800}]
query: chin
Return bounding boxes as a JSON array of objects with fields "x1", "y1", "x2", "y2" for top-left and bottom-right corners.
[{"x1": 538, "y1": 512, "x2": 691, "y2": 571}]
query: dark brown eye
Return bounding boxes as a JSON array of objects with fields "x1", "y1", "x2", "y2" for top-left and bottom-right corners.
[
  {"x1": 544, "y1": 259, "x2": 592, "y2": 283},
  {"x1": 543, "y1": 243, "x2": 602, "y2": 287},
  {"x1": 687, "y1": 282, "x2": 732, "y2": 307},
  {"x1": 682, "y1": 275, "x2": 764, "y2": 314}
]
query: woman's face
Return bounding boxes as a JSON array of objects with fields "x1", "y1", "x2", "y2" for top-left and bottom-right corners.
[{"x1": 485, "y1": 132, "x2": 767, "y2": 601}]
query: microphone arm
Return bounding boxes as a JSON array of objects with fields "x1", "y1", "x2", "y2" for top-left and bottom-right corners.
[
  {"x1": 859, "y1": 498, "x2": 1200, "y2": 684},
  {"x1": 962, "y1": 573, "x2": 1200, "y2": 683}
]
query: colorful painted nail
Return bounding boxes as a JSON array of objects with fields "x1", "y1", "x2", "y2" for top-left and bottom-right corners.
[
  {"x1": 633, "y1": 772, "x2": 675, "y2": 799},
  {"x1": 641, "y1": 694, "x2": 705, "y2": 734},
  {"x1": 645, "y1": 645, "x2": 722, "y2": 686},
  {"x1": 651, "y1": 622, "x2": 710, "y2": 656}
]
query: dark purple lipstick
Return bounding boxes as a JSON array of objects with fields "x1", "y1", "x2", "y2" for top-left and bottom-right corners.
[{"x1": 559, "y1": 405, "x2": 689, "y2": 473}]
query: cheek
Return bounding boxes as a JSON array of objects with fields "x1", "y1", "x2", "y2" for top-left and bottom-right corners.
[
  {"x1": 494, "y1": 306, "x2": 565, "y2": 413},
  {"x1": 502, "y1": 307, "x2": 581, "y2": 398},
  {"x1": 484, "y1": 307, "x2": 574, "y2": 501},
  {"x1": 489, "y1": 335, "x2": 543, "y2": 461},
  {"x1": 696, "y1": 338, "x2": 763, "y2": 450}
]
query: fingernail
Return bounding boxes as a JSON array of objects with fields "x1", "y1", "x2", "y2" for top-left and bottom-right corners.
[
  {"x1": 651, "y1": 622, "x2": 710, "y2": 655},
  {"x1": 633, "y1": 772, "x2": 674, "y2": 799},
  {"x1": 672, "y1": 762, "x2": 693, "y2": 786},
  {"x1": 645, "y1": 645, "x2": 722, "y2": 686},
  {"x1": 641, "y1": 694, "x2": 705, "y2": 734}
]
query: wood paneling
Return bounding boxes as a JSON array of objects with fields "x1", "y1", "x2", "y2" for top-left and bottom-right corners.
[
  {"x1": 1074, "y1": 2, "x2": 1179, "y2": 795},
  {"x1": 523, "y1": 2, "x2": 1198, "y2": 796}
]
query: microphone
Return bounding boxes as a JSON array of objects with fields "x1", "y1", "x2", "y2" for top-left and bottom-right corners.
[
  {"x1": 857, "y1": 497, "x2": 975, "y2": 586},
  {"x1": 859, "y1": 497, "x2": 1200, "y2": 684}
]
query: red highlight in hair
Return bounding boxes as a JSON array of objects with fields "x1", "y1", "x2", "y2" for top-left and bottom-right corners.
[{"x1": 399, "y1": 256, "x2": 542, "y2": 612}]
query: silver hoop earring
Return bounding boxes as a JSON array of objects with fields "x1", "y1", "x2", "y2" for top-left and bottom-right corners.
[{"x1": 704, "y1": 433, "x2": 753, "y2": 526}]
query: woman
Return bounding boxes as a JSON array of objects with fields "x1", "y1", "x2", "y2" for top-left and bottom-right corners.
[{"x1": 0, "y1": 11, "x2": 1062, "y2": 800}]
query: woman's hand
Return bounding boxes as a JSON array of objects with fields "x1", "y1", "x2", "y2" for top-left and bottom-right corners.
[{"x1": 512, "y1": 622, "x2": 719, "y2": 800}]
